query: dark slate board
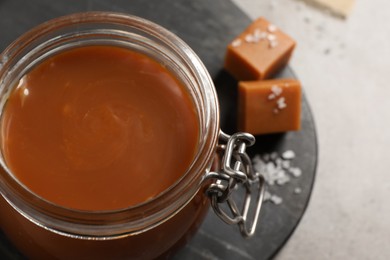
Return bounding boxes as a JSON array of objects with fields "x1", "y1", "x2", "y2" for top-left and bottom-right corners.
[{"x1": 0, "y1": 0, "x2": 318, "y2": 259}]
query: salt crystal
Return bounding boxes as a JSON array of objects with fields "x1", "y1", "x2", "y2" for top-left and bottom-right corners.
[
  {"x1": 278, "y1": 102, "x2": 287, "y2": 109},
  {"x1": 277, "y1": 97, "x2": 287, "y2": 109},
  {"x1": 267, "y1": 34, "x2": 276, "y2": 41},
  {"x1": 23, "y1": 88, "x2": 29, "y2": 96},
  {"x1": 273, "y1": 108, "x2": 279, "y2": 114},
  {"x1": 253, "y1": 29, "x2": 261, "y2": 39},
  {"x1": 271, "y1": 85, "x2": 283, "y2": 96},
  {"x1": 232, "y1": 39, "x2": 242, "y2": 47},
  {"x1": 290, "y1": 167, "x2": 302, "y2": 177},
  {"x1": 270, "y1": 152, "x2": 278, "y2": 160},
  {"x1": 275, "y1": 169, "x2": 286, "y2": 179},
  {"x1": 268, "y1": 93, "x2": 276, "y2": 100},
  {"x1": 264, "y1": 191, "x2": 272, "y2": 201},
  {"x1": 282, "y1": 150, "x2": 295, "y2": 160},
  {"x1": 269, "y1": 40, "x2": 278, "y2": 49},
  {"x1": 276, "y1": 174, "x2": 290, "y2": 185},
  {"x1": 266, "y1": 162, "x2": 277, "y2": 175},
  {"x1": 262, "y1": 154, "x2": 270, "y2": 162},
  {"x1": 294, "y1": 187, "x2": 302, "y2": 194},
  {"x1": 259, "y1": 32, "x2": 268, "y2": 40},
  {"x1": 270, "y1": 195, "x2": 283, "y2": 205},
  {"x1": 282, "y1": 160, "x2": 291, "y2": 169},
  {"x1": 267, "y1": 24, "x2": 277, "y2": 33},
  {"x1": 245, "y1": 34, "x2": 255, "y2": 43}
]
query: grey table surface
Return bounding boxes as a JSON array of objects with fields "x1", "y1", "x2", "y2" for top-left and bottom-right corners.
[
  {"x1": 0, "y1": 0, "x2": 317, "y2": 259},
  {"x1": 3, "y1": 0, "x2": 384, "y2": 259},
  {"x1": 234, "y1": 0, "x2": 390, "y2": 259}
]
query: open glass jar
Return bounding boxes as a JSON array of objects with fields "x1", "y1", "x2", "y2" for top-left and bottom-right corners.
[{"x1": 0, "y1": 12, "x2": 265, "y2": 259}]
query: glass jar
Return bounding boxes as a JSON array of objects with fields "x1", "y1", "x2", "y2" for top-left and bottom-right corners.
[{"x1": 0, "y1": 12, "x2": 264, "y2": 259}]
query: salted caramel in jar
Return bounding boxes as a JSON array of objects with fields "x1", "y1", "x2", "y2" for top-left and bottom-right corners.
[{"x1": 0, "y1": 12, "x2": 264, "y2": 259}]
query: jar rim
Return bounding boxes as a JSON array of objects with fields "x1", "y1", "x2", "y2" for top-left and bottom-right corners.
[{"x1": 0, "y1": 12, "x2": 220, "y2": 238}]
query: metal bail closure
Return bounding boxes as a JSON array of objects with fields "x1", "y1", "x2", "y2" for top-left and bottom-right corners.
[{"x1": 205, "y1": 130, "x2": 266, "y2": 238}]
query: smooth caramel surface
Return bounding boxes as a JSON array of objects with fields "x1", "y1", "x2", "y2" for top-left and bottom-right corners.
[
  {"x1": 1, "y1": 46, "x2": 199, "y2": 211},
  {"x1": 238, "y1": 79, "x2": 301, "y2": 135}
]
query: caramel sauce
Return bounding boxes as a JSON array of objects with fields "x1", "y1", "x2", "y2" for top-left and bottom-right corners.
[{"x1": 1, "y1": 46, "x2": 199, "y2": 211}]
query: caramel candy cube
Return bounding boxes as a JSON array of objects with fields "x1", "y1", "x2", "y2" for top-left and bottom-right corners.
[
  {"x1": 238, "y1": 79, "x2": 301, "y2": 135},
  {"x1": 224, "y1": 17, "x2": 296, "y2": 81}
]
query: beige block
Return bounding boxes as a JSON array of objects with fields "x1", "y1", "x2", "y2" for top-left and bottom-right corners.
[{"x1": 299, "y1": 0, "x2": 355, "y2": 18}]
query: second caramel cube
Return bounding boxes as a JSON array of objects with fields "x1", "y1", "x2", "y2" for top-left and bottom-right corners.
[{"x1": 238, "y1": 79, "x2": 301, "y2": 135}]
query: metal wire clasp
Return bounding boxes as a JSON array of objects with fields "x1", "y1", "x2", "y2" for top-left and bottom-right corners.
[{"x1": 205, "y1": 131, "x2": 266, "y2": 238}]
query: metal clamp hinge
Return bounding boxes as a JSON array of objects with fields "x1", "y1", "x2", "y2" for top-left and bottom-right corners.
[{"x1": 205, "y1": 131, "x2": 266, "y2": 238}]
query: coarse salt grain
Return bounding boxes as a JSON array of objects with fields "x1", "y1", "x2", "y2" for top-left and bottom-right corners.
[
  {"x1": 266, "y1": 162, "x2": 277, "y2": 175},
  {"x1": 269, "y1": 40, "x2": 278, "y2": 49},
  {"x1": 270, "y1": 194, "x2": 283, "y2": 205},
  {"x1": 274, "y1": 168, "x2": 285, "y2": 179},
  {"x1": 268, "y1": 93, "x2": 276, "y2": 100},
  {"x1": 267, "y1": 34, "x2": 277, "y2": 41},
  {"x1": 282, "y1": 160, "x2": 291, "y2": 169},
  {"x1": 232, "y1": 39, "x2": 242, "y2": 47},
  {"x1": 245, "y1": 34, "x2": 255, "y2": 43},
  {"x1": 290, "y1": 167, "x2": 302, "y2": 177},
  {"x1": 282, "y1": 150, "x2": 295, "y2": 160},
  {"x1": 264, "y1": 191, "x2": 272, "y2": 201},
  {"x1": 294, "y1": 187, "x2": 302, "y2": 194},
  {"x1": 278, "y1": 103, "x2": 287, "y2": 109},
  {"x1": 267, "y1": 24, "x2": 277, "y2": 33},
  {"x1": 271, "y1": 85, "x2": 283, "y2": 96},
  {"x1": 254, "y1": 28, "x2": 261, "y2": 38},
  {"x1": 277, "y1": 97, "x2": 287, "y2": 109},
  {"x1": 276, "y1": 174, "x2": 290, "y2": 186},
  {"x1": 259, "y1": 31, "x2": 268, "y2": 40}
]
